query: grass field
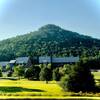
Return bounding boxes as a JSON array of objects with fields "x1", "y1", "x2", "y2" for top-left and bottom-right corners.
[
  {"x1": 0, "y1": 79, "x2": 66, "y2": 99},
  {"x1": 92, "y1": 71, "x2": 100, "y2": 80},
  {"x1": 0, "y1": 72, "x2": 99, "y2": 99},
  {"x1": 92, "y1": 71, "x2": 100, "y2": 85}
]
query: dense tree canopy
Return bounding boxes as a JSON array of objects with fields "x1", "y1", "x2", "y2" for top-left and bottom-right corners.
[{"x1": 0, "y1": 24, "x2": 100, "y2": 61}]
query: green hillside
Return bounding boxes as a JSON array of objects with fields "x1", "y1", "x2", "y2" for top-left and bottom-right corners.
[{"x1": 0, "y1": 24, "x2": 100, "y2": 61}]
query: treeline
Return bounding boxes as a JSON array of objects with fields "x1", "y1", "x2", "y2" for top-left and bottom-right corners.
[{"x1": 0, "y1": 24, "x2": 100, "y2": 61}]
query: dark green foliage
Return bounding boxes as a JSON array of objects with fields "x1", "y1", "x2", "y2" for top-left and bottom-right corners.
[
  {"x1": 6, "y1": 65, "x2": 11, "y2": 71},
  {"x1": 0, "y1": 24, "x2": 99, "y2": 61},
  {"x1": 39, "y1": 65, "x2": 52, "y2": 83},
  {"x1": 14, "y1": 65, "x2": 25, "y2": 77},
  {"x1": 39, "y1": 64, "x2": 44, "y2": 69},
  {"x1": 47, "y1": 64, "x2": 52, "y2": 69},
  {"x1": 62, "y1": 64, "x2": 72, "y2": 75},
  {"x1": 24, "y1": 68, "x2": 32, "y2": 80},
  {"x1": 0, "y1": 69, "x2": 2, "y2": 77},
  {"x1": 0, "y1": 86, "x2": 44, "y2": 93},
  {"x1": 83, "y1": 58, "x2": 100, "y2": 69},
  {"x1": 7, "y1": 71, "x2": 13, "y2": 77},
  {"x1": 58, "y1": 64, "x2": 73, "y2": 78},
  {"x1": 52, "y1": 68, "x2": 61, "y2": 81},
  {"x1": 25, "y1": 66, "x2": 41, "y2": 80},
  {"x1": 61, "y1": 61, "x2": 95, "y2": 92}
]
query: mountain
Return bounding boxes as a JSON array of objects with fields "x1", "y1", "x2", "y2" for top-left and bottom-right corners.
[{"x1": 0, "y1": 24, "x2": 100, "y2": 61}]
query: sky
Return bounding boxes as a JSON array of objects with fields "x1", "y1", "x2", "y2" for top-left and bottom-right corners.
[{"x1": 0, "y1": 0, "x2": 100, "y2": 40}]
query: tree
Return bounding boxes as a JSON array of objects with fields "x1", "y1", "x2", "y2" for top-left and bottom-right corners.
[
  {"x1": 24, "y1": 68, "x2": 32, "y2": 80},
  {"x1": 6, "y1": 65, "x2": 11, "y2": 71},
  {"x1": 0, "y1": 69, "x2": 2, "y2": 77},
  {"x1": 39, "y1": 66, "x2": 52, "y2": 83},
  {"x1": 25, "y1": 65, "x2": 41, "y2": 80},
  {"x1": 39, "y1": 64, "x2": 44, "y2": 69},
  {"x1": 14, "y1": 65, "x2": 25, "y2": 79},
  {"x1": 61, "y1": 61, "x2": 95, "y2": 92},
  {"x1": 7, "y1": 71, "x2": 13, "y2": 77},
  {"x1": 58, "y1": 64, "x2": 72, "y2": 78},
  {"x1": 47, "y1": 63, "x2": 52, "y2": 69},
  {"x1": 52, "y1": 68, "x2": 61, "y2": 81},
  {"x1": 0, "y1": 66, "x2": 2, "y2": 71}
]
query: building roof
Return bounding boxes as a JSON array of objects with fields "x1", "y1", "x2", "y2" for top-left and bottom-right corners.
[
  {"x1": 16, "y1": 57, "x2": 29, "y2": 64},
  {"x1": 39, "y1": 56, "x2": 51, "y2": 63},
  {"x1": 9, "y1": 60, "x2": 16, "y2": 64},
  {"x1": 0, "y1": 61, "x2": 9, "y2": 67},
  {"x1": 52, "y1": 56, "x2": 79, "y2": 63},
  {"x1": 39, "y1": 56, "x2": 79, "y2": 63}
]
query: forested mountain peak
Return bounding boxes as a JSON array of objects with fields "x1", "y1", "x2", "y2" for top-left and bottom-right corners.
[
  {"x1": 0, "y1": 24, "x2": 100, "y2": 61},
  {"x1": 38, "y1": 24, "x2": 79, "y2": 36},
  {"x1": 39, "y1": 24, "x2": 61, "y2": 30}
]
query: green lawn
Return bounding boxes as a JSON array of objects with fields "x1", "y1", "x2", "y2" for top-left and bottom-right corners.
[
  {"x1": 0, "y1": 79, "x2": 99, "y2": 99},
  {"x1": 92, "y1": 71, "x2": 100, "y2": 86},
  {"x1": 0, "y1": 79, "x2": 66, "y2": 99},
  {"x1": 0, "y1": 72, "x2": 99, "y2": 99},
  {"x1": 92, "y1": 71, "x2": 100, "y2": 80}
]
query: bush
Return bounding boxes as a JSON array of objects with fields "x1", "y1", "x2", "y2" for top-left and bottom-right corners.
[
  {"x1": 13, "y1": 65, "x2": 25, "y2": 78},
  {"x1": 25, "y1": 65, "x2": 41, "y2": 80},
  {"x1": 7, "y1": 71, "x2": 13, "y2": 77},
  {"x1": 60, "y1": 75, "x2": 69, "y2": 91},
  {"x1": 0, "y1": 69, "x2": 2, "y2": 77},
  {"x1": 6, "y1": 65, "x2": 11, "y2": 71},
  {"x1": 39, "y1": 66, "x2": 52, "y2": 83},
  {"x1": 24, "y1": 68, "x2": 32, "y2": 80},
  {"x1": 61, "y1": 61, "x2": 96, "y2": 92},
  {"x1": 52, "y1": 68, "x2": 61, "y2": 81},
  {"x1": 59, "y1": 64, "x2": 73, "y2": 77}
]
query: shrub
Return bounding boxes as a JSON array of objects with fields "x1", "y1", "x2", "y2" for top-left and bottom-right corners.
[
  {"x1": 61, "y1": 61, "x2": 96, "y2": 92},
  {"x1": 13, "y1": 65, "x2": 25, "y2": 78},
  {"x1": 25, "y1": 65, "x2": 41, "y2": 80},
  {"x1": 7, "y1": 71, "x2": 13, "y2": 77},
  {"x1": 52, "y1": 68, "x2": 61, "y2": 81},
  {"x1": 0, "y1": 69, "x2": 2, "y2": 77},
  {"x1": 39, "y1": 66, "x2": 52, "y2": 83},
  {"x1": 6, "y1": 65, "x2": 11, "y2": 71}
]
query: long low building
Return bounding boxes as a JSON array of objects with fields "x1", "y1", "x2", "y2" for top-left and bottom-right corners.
[
  {"x1": 38, "y1": 56, "x2": 79, "y2": 64},
  {"x1": 52, "y1": 56, "x2": 79, "y2": 63},
  {"x1": 0, "y1": 56, "x2": 80, "y2": 70}
]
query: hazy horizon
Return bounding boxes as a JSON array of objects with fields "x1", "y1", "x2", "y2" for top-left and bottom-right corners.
[{"x1": 0, "y1": 0, "x2": 100, "y2": 40}]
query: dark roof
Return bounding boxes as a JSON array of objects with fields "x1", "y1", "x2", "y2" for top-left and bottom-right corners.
[
  {"x1": 39, "y1": 56, "x2": 79, "y2": 63},
  {"x1": 16, "y1": 57, "x2": 29, "y2": 64}
]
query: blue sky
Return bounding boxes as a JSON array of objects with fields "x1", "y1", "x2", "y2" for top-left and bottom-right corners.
[{"x1": 0, "y1": 0, "x2": 100, "y2": 40}]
